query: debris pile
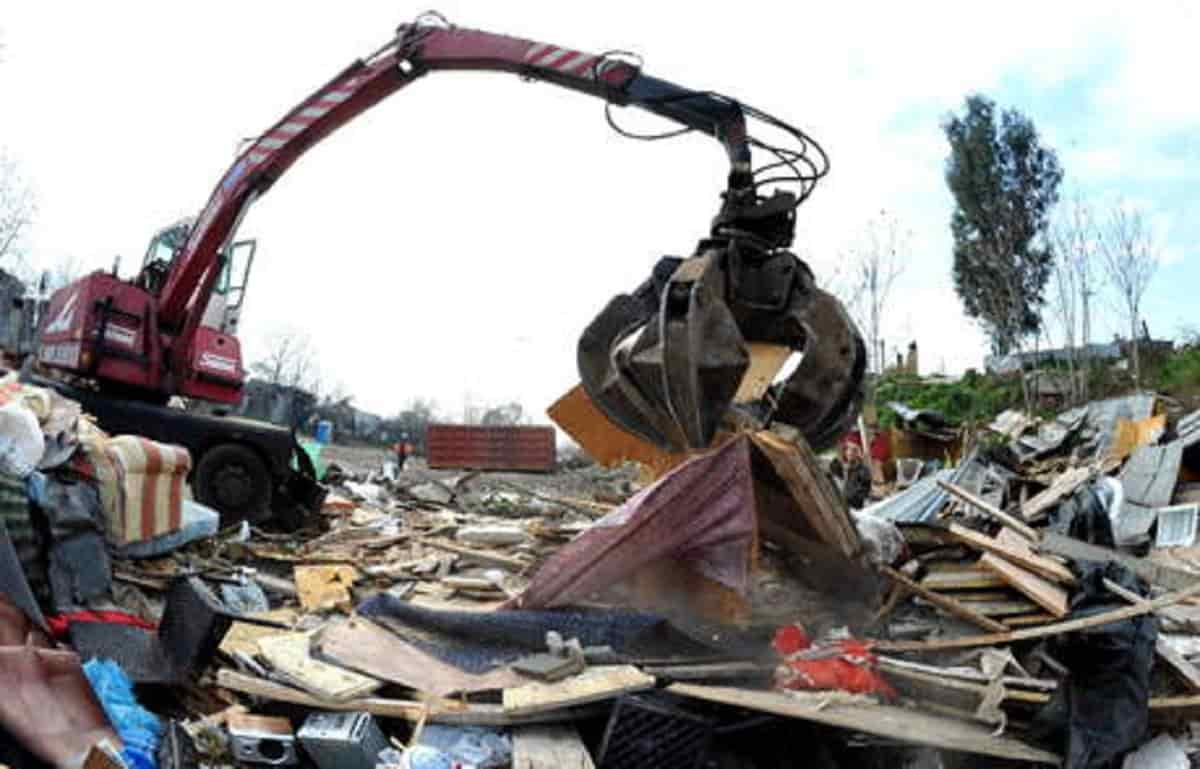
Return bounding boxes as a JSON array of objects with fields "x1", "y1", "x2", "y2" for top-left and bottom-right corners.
[{"x1": 6, "y1": 364, "x2": 1200, "y2": 768}]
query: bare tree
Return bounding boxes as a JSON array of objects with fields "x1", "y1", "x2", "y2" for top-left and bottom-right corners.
[
  {"x1": 1048, "y1": 195, "x2": 1100, "y2": 403},
  {"x1": 0, "y1": 152, "x2": 35, "y2": 267},
  {"x1": 481, "y1": 401, "x2": 525, "y2": 426},
  {"x1": 1099, "y1": 204, "x2": 1158, "y2": 389},
  {"x1": 847, "y1": 210, "x2": 909, "y2": 374},
  {"x1": 250, "y1": 326, "x2": 322, "y2": 393},
  {"x1": 391, "y1": 397, "x2": 438, "y2": 450}
]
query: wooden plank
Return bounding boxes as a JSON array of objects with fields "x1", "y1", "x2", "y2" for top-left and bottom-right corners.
[
  {"x1": 422, "y1": 538, "x2": 532, "y2": 571},
  {"x1": 949, "y1": 524, "x2": 1076, "y2": 585},
  {"x1": 1022, "y1": 466, "x2": 1091, "y2": 520},
  {"x1": 938, "y1": 481, "x2": 1039, "y2": 541},
  {"x1": 502, "y1": 666, "x2": 655, "y2": 716},
  {"x1": 667, "y1": 684, "x2": 1059, "y2": 764},
  {"x1": 1001, "y1": 614, "x2": 1056, "y2": 628},
  {"x1": 979, "y1": 529, "x2": 1069, "y2": 617},
  {"x1": 313, "y1": 618, "x2": 523, "y2": 696},
  {"x1": 1039, "y1": 531, "x2": 1200, "y2": 591},
  {"x1": 881, "y1": 566, "x2": 1007, "y2": 632},
  {"x1": 955, "y1": 599, "x2": 1042, "y2": 618},
  {"x1": 874, "y1": 577, "x2": 1200, "y2": 653},
  {"x1": 876, "y1": 656, "x2": 1057, "y2": 691},
  {"x1": 880, "y1": 665, "x2": 1049, "y2": 705},
  {"x1": 920, "y1": 570, "x2": 1007, "y2": 591},
  {"x1": 512, "y1": 724, "x2": 596, "y2": 769},
  {"x1": 216, "y1": 669, "x2": 596, "y2": 726},
  {"x1": 1102, "y1": 577, "x2": 1200, "y2": 630},
  {"x1": 256, "y1": 631, "x2": 381, "y2": 701}
]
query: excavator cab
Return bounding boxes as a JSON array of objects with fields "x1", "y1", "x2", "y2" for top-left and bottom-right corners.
[
  {"x1": 137, "y1": 221, "x2": 191, "y2": 296},
  {"x1": 138, "y1": 222, "x2": 256, "y2": 336}
]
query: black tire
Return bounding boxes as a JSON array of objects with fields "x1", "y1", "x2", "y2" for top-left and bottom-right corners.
[{"x1": 195, "y1": 443, "x2": 271, "y2": 523}]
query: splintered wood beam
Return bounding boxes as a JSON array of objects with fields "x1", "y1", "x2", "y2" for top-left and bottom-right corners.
[
  {"x1": 938, "y1": 481, "x2": 1039, "y2": 542},
  {"x1": 949, "y1": 524, "x2": 1076, "y2": 585},
  {"x1": 874, "y1": 578, "x2": 1200, "y2": 653}
]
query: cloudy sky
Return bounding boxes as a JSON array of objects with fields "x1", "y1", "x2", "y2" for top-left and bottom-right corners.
[{"x1": 1, "y1": 1, "x2": 1196, "y2": 420}]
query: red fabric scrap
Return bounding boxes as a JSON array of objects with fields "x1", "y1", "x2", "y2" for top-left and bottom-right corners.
[
  {"x1": 46, "y1": 611, "x2": 157, "y2": 640},
  {"x1": 772, "y1": 623, "x2": 896, "y2": 699}
]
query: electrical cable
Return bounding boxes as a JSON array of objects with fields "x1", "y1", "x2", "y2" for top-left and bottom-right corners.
[{"x1": 595, "y1": 49, "x2": 830, "y2": 209}]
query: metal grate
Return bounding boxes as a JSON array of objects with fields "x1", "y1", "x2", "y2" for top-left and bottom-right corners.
[{"x1": 597, "y1": 694, "x2": 713, "y2": 769}]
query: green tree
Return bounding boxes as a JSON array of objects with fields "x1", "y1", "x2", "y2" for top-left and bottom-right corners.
[{"x1": 943, "y1": 95, "x2": 1062, "y2": 356}]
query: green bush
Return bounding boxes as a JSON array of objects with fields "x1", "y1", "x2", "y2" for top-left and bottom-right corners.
[
  {"x1": 1152, "y1": 346, "x2": 1200, "y2": 394},
  {"x1": 874, "y1": 370, "x2": 1023, "y2": 428}
]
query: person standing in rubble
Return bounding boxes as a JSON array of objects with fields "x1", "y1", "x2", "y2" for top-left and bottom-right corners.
[
  {"x1": 393, "y1": 439, "x2": 409, "y2": 472},
  {"x1": 842, "y1": 442, "x2": 872, "y2": 510}
]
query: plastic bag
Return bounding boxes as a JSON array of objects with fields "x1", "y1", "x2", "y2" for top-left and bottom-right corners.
[
  {"x1": 0, "y1": 402, "x2": 43, "y2": 478},
  {"x1": 773, "y1": 624, "x2": 896, "y2": 698},
  {"x1": 1031, "y1": 563, "x2": 1155, "y2": 769}
]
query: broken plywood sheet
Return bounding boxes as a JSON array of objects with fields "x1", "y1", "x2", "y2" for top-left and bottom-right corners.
[
  {"x1": 512, "y1": 724, "x2": 596, "y2": 769},
  {"x1": 980, "y1": 529, "x2": 1069, "y2": 618},
  {"x1": 256, "y1": 631, "x2": 381, "y2": 702},
  {"x1": 294, "y1": 565, "x2": 358, "y2": 612},
  {"x1": 733, "y1": 344, "x2": 792, "y2": 403},
  {"x1": 668, "y1": 684, "x2": 1059, "y2": 764},
  {"x1": 546, "y1": 384, "x2": 690, "y2": 479},
  {"x1": 1121, "y1": 442, "x2": 1183, "y2": 508},
  {"x1": 313, "y1": 617, "x2": 523, "y2": 697},
  {"x1": 219, "y1": 608, "x2": 300, "y2": 657},
  {"x1": 502, "y1": 665, "x2": 654, "y2": 716}
]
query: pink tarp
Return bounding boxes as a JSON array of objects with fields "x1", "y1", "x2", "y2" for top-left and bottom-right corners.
[
  {"x1": 514, "y1": 436, "x2": 757, "y2": 609},
  {"x1": 0, "y1": 594, "x2": 118, "y2": 769}
]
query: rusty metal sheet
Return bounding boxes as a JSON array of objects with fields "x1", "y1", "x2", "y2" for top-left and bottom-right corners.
[
  {"x1": 426, "y1": 425, "x2": 556, "y2": 472},
  {"x1": 513, "y1": 436, "x2": 757, "y2": 611}
]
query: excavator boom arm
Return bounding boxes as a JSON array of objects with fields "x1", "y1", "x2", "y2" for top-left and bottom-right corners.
[
  {"x1": 158, "y1": 21, "x2": 750, "y2": 348},
  {"x1": 46, "y1": 14, "x2": 866, "y2": 456}
]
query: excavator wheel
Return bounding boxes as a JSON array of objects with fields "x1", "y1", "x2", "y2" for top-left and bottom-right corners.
[{"x1": 195, "y1": 443, "x2": 272, "y2": 524}]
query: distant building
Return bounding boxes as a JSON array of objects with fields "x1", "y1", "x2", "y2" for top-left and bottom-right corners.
[{"x1": 984, "y1": 339, "x2": 1172, "y2": 374}]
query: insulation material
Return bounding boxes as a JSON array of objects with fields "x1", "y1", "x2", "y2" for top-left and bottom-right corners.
[
  {"x1": 513, "y1": 436, "x2": 757, "y2": 612},
  {"x1": 103, "y1": 436, "x2": 192, "y2": 545}
]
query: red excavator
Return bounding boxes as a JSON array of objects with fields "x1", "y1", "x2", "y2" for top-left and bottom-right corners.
[{"x1": 32, "y1": 13, "x2": 865, "y2": 523}]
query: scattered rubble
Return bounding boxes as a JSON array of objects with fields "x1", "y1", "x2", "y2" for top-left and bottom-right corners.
[{"x1": 7, "y1": 361, "x2": 1200, "y2": 768}]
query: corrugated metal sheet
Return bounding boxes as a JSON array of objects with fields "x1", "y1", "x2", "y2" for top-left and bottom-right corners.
[
  {"x1": 425, "y1": 424, "x2": 556, "y2": 472},
  {"x1": 1177, "y1": 410, "x2": 1200, "y2": 449},
  {"x1": 859, "y1": 455, "x2": 983, "y2": 524}
]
